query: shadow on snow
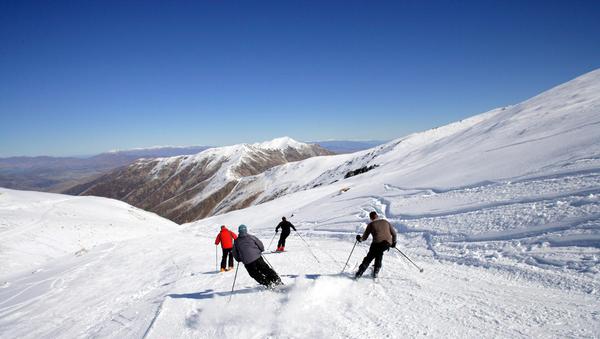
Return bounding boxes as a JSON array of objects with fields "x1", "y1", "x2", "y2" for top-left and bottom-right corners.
[{"x1": 167, "y1": 286, "x2": 264, "y2": 300}]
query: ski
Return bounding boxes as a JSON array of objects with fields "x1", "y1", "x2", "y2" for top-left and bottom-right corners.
[
  {"x1": 352, "y1": 275, "x2": 380, "y2": 282},
  {"x1": 263, "y1": 284, "x2": 290, "y2": 293},
  {"x1": 348, "y1": 269, "x2": 380, "y2": 282}
]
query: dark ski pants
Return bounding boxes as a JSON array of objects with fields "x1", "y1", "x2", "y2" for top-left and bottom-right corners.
[
  {"x1": 277, "y1": 230, "x2": 291, "y2": 248},
  {"x1": 221, "y1": 248, "x2": 234, "y2": 269},
  {"x1": 357, "y1": 241, "x2": 390, "y2": 275},
  {"x1": 245, "y1": 257, "x2": 283, "y2": 287}
]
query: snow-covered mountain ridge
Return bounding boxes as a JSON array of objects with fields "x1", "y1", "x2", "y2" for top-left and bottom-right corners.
[{"x1": 72, "y1": 137, "x2": 332, "y2": 223}]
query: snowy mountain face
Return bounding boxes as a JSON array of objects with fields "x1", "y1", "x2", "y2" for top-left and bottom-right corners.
[
  {"x1": 1, "y1": 70, "x2": 600, "y2": 338},
  {"x1": 75, "y1": 137, "x2": 333, "y2": 223}
]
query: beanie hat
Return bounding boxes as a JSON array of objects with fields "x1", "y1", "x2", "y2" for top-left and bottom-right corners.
[{"x1": 238, "y1": 224, "x2": 248, "y2": 235}]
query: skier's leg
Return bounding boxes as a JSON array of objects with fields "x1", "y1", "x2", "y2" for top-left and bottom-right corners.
[
  {"x1": 258, "y1": 258, "x2": 282, "y2": 287},
  {"x1": 253, "y1": 257, "x2": 273, "y2": 286},
  {"x1": 277, "y1": 233, "x2": 285, "y2": 248},
  {"x1": 245, "y1": 260, "x2": 264, "y2": 284},
  {"x1": 281, "y1": 231, "x2": 290, "y2": 248},
  {"x1": 220, "y1": 248, "x2": 227, "y2": 269},
  {"x1": 261, "y1": 260, "x2": 282, "y2": 286},
  {"x1": 373, "y1": 243, "x2": 389, "y2": 277},
  {"x1": 226, "y1": 248, "x2": 234, "y2": 268},
  {"x1": 356, "y1": 244, "x2": 377, "y2": 278}
]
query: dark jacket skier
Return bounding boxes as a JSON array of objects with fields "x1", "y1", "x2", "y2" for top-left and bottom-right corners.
[
  {"x1": 233, "y1": 224, "x2": 283, "y2": 288},
  {"x1": 275, "y1": 217, "x2": 296, "y2": 251},
  {"x1": 355, "y1": 211, "x2": 397, "y2": 278}
]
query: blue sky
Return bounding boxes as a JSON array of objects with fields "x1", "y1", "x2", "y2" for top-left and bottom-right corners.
[{"x1": 1, "y1": 0, "x2": 599, "y2": 157}]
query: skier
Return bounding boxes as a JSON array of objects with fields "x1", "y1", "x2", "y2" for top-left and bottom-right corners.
[
  {"x1": 354, "y1": 211, "x2": 397, "y2": 279},
  {"x1": 215, "y1": 225, "x2": 238, "y2": 272},
  {"x1": 233, "y1": 224, "x2": 283, "y2": 288},
  {"x1": 275, "y1": 216, "x2": 296, "y2": 252}
]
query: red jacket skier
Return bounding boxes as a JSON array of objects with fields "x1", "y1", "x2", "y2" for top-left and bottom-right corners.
[{"x1": 215, "y1": 225, "x2": 238, "y2": 271}]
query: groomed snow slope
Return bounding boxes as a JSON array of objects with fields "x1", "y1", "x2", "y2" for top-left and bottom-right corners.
[
  {"x1": 178, "y1": 167, "x2": 599, "y2": 337},
  {"x1": 1, "y1": 70, "x2": 600, "y2": 338},
  {"x1": 0, "y1": 188, "x2": 176, "y2": 277}
]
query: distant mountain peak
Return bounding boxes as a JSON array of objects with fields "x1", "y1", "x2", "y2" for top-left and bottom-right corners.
[
  {"x1": 173, "y1": 137, "x2": 314, "y2": 166},
  {"x1": 253, "y1": 136, "x2": 306, "y2": 150}
]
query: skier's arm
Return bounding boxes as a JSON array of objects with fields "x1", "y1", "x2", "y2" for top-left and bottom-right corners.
[
  {"x1": 231, "y1": 231, "x2": 238, "y2": 240},
  {"x1": 215, "y1": 234, "x2": 221, "y2": 245},
  {"x1": 232, "y1": 244, "x2": 241, "y2": 262},
  {"x1": 275, "y1": 222, "x2": 281, "y2": 233},
  {"x1": 290, "y1": 222, "x2": 296, "y2": 232},
  {"x1": 360, "y1": 223, "x2": 372, "y2": 241},
  {"x1": 254, "y1": 236, "x2": 265, "y2": 252}
]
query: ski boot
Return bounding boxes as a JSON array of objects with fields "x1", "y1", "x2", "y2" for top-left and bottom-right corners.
[{"x1": 354, "y1": 264, "x2": 367, "y2": 279}]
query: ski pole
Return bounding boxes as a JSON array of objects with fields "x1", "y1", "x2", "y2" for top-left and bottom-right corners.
[
  {"x1": 262, "y1": 255, "x2": 273, "y2": 269},
  {"x1": 215, "y1": 245, "x2": 218, "y2": 271},
  {"x1": 228, "y1": 262, "x2": 240, "y2": 303},
  {"x1": 267, "y1": 232, "x2": 277, "y2": 251},
  {"x1": 294, "y1": 230, "x2": 320, "y2": 263},
  {"x1": 393, "y1": 247, "x2": 424, "y2": 273},
  {"x1": 341, "y1": 239, "x2": 358, "y2": 273}
]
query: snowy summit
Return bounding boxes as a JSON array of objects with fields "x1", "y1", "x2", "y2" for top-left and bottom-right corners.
[{"x1": 252, "y1": 136, "x2": 307, "y2": 150}]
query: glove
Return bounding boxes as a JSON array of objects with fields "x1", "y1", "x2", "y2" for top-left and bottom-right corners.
[
  {"x1": 356, "y1": 235, "x2": 362, "y2": 242},
  {"x1": 275, "y1": 230, "x2": 279, "y2": 234},
  {"x1": 391, "y1": 241, "x2": 396, "y2": 248}
]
